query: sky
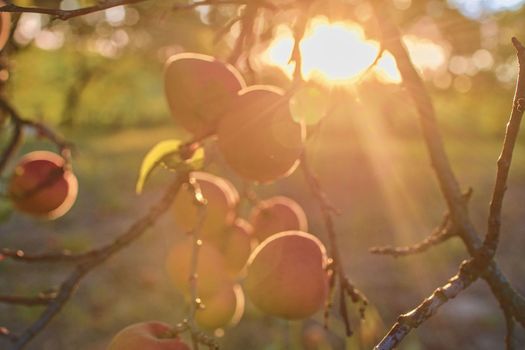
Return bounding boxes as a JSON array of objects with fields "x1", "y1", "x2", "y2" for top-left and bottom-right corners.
[{"x1": 449, "y1": 0, "x2": 525, "y2": 18}]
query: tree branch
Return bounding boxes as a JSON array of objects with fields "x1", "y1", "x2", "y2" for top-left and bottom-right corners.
[
  {"x1": 374, "y1": 258, "x2": 481, "y2": 350},
  {"x1": 370, "y1": 0, "x2": 525, "y2": 330},
  {"x1": 7, "y1": 175, "x2": 186, "y2": 350}
]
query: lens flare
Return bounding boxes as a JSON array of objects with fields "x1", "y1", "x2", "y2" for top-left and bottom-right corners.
[{"x1": 263, "y1": 16, "x2": 447, "y2": 86}]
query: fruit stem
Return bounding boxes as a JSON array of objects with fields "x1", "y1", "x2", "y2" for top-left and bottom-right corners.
[{"x1": 186, "y1": 176, "x2": 208, "y2": 350}]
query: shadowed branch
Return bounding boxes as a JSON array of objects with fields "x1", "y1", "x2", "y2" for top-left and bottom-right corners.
[{"x1": 6, "y1": 175, "x2": 186, "y2": 350}]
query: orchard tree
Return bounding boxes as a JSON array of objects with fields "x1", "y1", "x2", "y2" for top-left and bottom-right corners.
[{"x1": 1, "y1": 0, "x2": 525, "y2": 349}]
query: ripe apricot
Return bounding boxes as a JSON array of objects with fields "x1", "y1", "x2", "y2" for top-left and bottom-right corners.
[
  {"x1": 8, "y1": 151, "x2": 78, "y2": 220},
  {"x1": 250, "y1": 196, "x2": 308, "y2": 242},
  {"x1": 165, "y1": 238, "x2": 232, "y2": 297},
  {"x1": 217, "y1": 85, "x2": 305, "y2": 183},
  {"x1": 219, "y1": 218, "x2": 254, "y2": 276},
  {"x1": 164, "y1": 53, "x2": 245, "y2": 138},
  {"x1": 0, "y1": 1, "x2": 11, "y2": 51},
  {"x1": 172, "y1": 172, "x2": 239, "y2": 242},
  {"x1": 108, "y1": 321, "x2": 190, "y2": 350},
  {"x1": 195, "y1": 283, "x2": 245, "y2": 330},
  {"x1": 244, "y1": 231, "x2": 328, "y2": 320}
]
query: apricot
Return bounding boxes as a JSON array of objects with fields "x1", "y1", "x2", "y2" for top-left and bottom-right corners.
[
  {"x1": 108, "y1": 321, "x2": 189, "y2": 350},
  {"x1": 220, "y1": 218, "x2": 254, "y2": 276},
  {"x1": 172, "y1": 171, "x2": 239, "y2": 242},
  {"x1": 244, "y1": 231, "x2": 329, "y2": 320},
  {"x1": 8, "y1": 151, "x2": 78, "y2": 220},
  {"x1": 195, "y1": 283, "x2": 245, "y2": 330},
  {"x1": 217, "y1": 85, "x2": 305, "y2": 183},
  {"x1": 250, "y1": 196, "x2": 308, "y2": 242},
  {"x1": 164, "y1": 53, "x2": 245, "y2": 138},
  {"x1": 165, "y1": 238, "x2": 232, "y2": 297},
  {"x1": 0, "y1": 1, "x2": 11, "y2": 51}
]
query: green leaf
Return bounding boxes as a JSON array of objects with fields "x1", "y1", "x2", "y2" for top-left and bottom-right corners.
[{"x1": 136, "y1": 139, "x2": 205, "y2": 194}]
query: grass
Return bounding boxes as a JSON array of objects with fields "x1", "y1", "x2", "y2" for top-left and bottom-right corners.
[{"x1": 1, "y1": 121, "x2": 525, "y2": 349}]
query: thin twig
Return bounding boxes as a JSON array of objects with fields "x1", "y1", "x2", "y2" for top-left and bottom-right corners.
[
  {"x1": 228, "y1": 4, "x2": 258, "y2": 65},
  {"x1": 0, "y1": 98, "x2": 72, "y2": 172},
  {"x1": 300, "y1": 153, "x2": 367, "y2": 337},
  {"x1": 504, "y1": 308, "x2": 518, "y2": 350},
  {"x1": 483, "y1": 37, "x2": 525, "y2": 257},
  {"x1": 369, "y1": 213, "x2": 456, "y2": 258},
  {"x1": 0, "y1": 294, "x2": 56, "y2": 306},
  {"x1": 0, "y1": 0, "x2": 146, "y2": 21},
  {"x1": 289, "y1": 3, "x2": 310, "y2": 84},
  {"x1": 186, "y1": 177, "x2": 208, "y2": 350},
  {"x1": 0, "y1": 118, "x2": 22, "y2": 175},
  {"x1": 0, "y1": 248, "x2": 88, "y2": 263}
]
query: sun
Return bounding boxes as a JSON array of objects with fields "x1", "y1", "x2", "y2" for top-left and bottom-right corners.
[{"x1": 262, "y1": 16, "x2": 446, "y2": 86}]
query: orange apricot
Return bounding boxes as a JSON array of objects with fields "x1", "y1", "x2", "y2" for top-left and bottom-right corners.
[
  {"x1": 244, "y1": 231, "x2": 329, "y2": 320},
  {"x1": 165, "y1": 238, "x2": 232, "y2": 297},
  {"x1": 8, "y1": 151, "x2": 78, "y2": 220},
  {"x1": 108, "y1": 321, "x2": 189, "y2": 350},
  {"x1": 195, "y1": 283, "x2": 245, "y2": 330},
  {"x1": 164, "y1": 53, "x2": 245, "y2": 138},
  {"x1": 220, "y1": 218, "x2": 254, "y2": 276},
  {"x1": 172, "y1": 172, "x2": 239, "y2": 242},
  {"x1": 249, "y1": 196, "x2": 308, "y2": 242},
  {"x1": 217, "y1": 85, "x2": 305, "y2": 183},
  {"x1": 0, "y1": 1, "x2": 11, "y2": 51}
]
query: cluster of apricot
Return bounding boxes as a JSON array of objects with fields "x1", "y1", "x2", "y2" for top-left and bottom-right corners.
[
  {"x1": 164, "y1": 53, "x2": 306, "y2": 183},
  {"x1": 110, "y1": 53, "x2": 330, "y2": 347},
  {"x1": 163, "y1": 169, "x2": 326, "y2": 326},
  {"x1": 110, "y1": 174, "x2": 328, "y2": 347},
  {"x1": 6, "y1": 151, "x2": 78, "y2": 220}
]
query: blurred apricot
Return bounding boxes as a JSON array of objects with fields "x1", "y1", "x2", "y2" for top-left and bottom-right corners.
[
  {"x1": 217, "y1": 85, "x2": 305, "y2": 183},
  {"x1": 165, "y1": 238, "x2": 231, "y2": 297},
  {"x1": 0, "y1": 1, "x2": 11, "y2": 51},
  {"x1": 164, "y1": 53, "x2": 245, "y2": 138},
  {"x1": 8, "y1": 151, "x2": 78, "y2": 220},
  {"x1": 108, "y1": 321, "x2": 189, "y2": 350},
  {"x1": 219, "y1": 218, "x2": 254, "y2": 276},
  {"x1": 195, "y1": 283, "x2": 245, "y2": 330},
  {"x1": 250, "y1": 196, "x2": 308, "y2": 242},
  {"x1": 172, "y1": 172, "x2": 239, "y2": 242},
  {"x1": 245, "y1": 231, "x2": 329, "y2": 319}
]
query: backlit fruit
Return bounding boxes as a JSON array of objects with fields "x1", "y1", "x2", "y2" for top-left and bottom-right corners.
[
  {"x1": 164, "y1": 53, "x2": 245, "y2": 138},
  {"x1": 196, "y1": 284, "x2": 245, "y2": 330},
  {"x1": 8, "y1": 151, "x2": 78, "y2": 220},
  {"x1": 217, "y1": 85, "x2": 305, "y2": 183},
  {"x1": 172, "y1": 172, "x2": 239, "y2": 242},
  {"x1": 0, "y1": 1, "x2": 11, "y2": 51},
  {"x1": 108, "y1": 321, "x2": 190, "y2": 350},
  {"x1": 250, "y1": 196, "x2": 308, "y2": 242},
  {"x1": 245, "y1": 231, "x2": 329, "y2": 320},
  {"x1": 220, "y1": 219, "x2": 254, "y2": 276},
  {"x1": 165, "y1": 238, "x2": 232, "y2": 297}
]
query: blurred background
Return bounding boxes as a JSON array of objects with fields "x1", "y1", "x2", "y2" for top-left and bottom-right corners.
[{"x1": 1, "y1": 0, "x2": 525, "y2": 349}]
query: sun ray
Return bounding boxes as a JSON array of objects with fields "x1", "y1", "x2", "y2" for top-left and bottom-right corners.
[{"x1": 262, "y1": 16, "x2": 447, "y2": 87}]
